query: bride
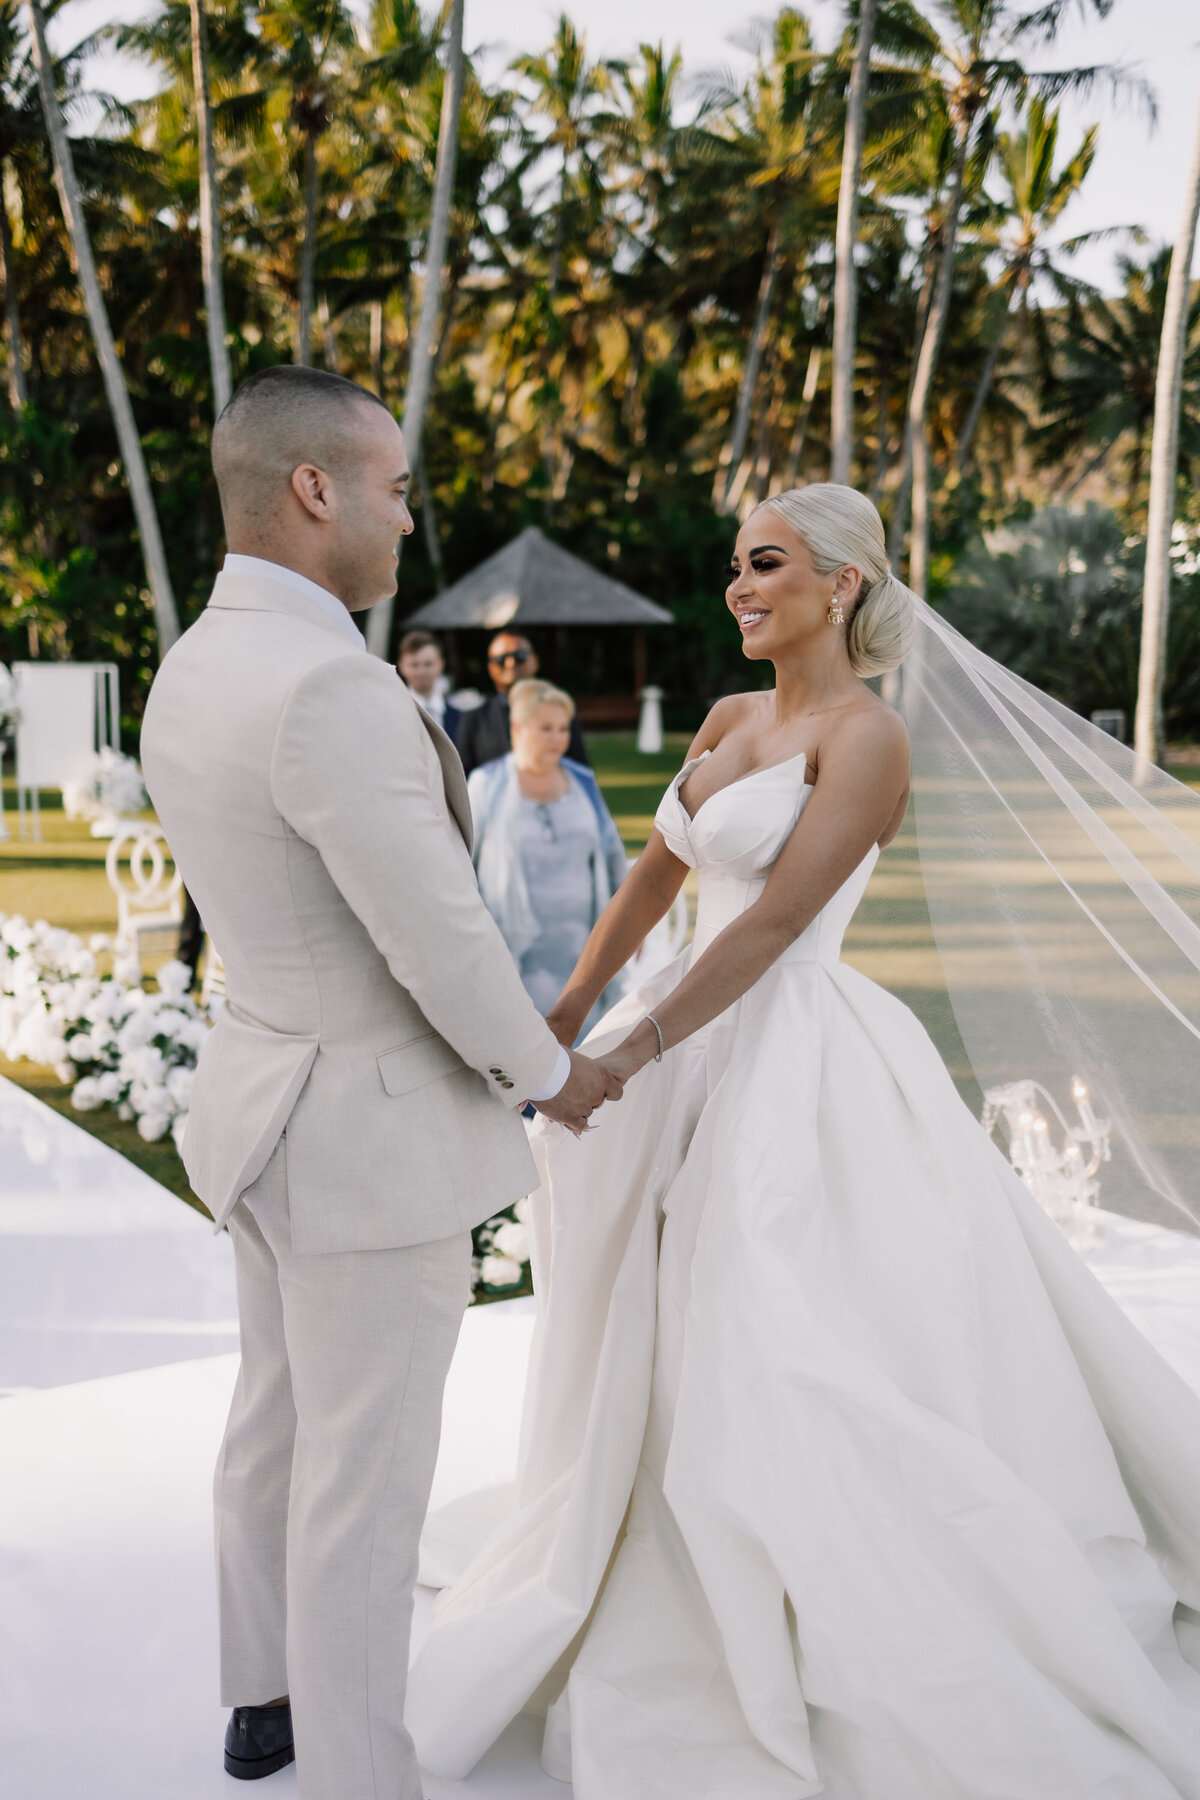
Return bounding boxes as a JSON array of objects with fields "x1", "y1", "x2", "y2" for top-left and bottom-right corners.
[{"x1": 407, "y1": 484, "x2": 1200, "y2": 1798}]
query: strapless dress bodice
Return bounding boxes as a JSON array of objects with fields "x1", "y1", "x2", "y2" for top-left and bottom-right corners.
[{"x1": 654, "y1": 749, "x2": 878, "y2": 966}]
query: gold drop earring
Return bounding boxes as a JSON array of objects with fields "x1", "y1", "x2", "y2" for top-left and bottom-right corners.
[{"x1": 827, "y1": 595, "x2": 845, "y2": 627}]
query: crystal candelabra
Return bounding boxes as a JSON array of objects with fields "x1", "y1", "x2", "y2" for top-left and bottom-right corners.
[{"x1": 981, "y1": 1076, "x2": 1112, "y2": 1245}]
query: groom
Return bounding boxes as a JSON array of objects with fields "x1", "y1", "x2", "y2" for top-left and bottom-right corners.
[{"x1": 141, "y1": 366, "x2": 618, "y2": 1797}]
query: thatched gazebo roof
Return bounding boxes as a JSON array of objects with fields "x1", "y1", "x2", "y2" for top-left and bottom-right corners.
[{"x1": 406, "y1": 526, "x2": 674, "y2": 630}]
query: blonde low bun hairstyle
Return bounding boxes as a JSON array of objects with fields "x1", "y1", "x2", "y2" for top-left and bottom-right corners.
[{"x1": 757, "y1": 483, "x2": 918, "y2": 678}]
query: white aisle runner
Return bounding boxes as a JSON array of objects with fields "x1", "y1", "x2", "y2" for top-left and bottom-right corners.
[{"x1": 3, "y1": 1074, "x2": 1200, "y2": 1799}]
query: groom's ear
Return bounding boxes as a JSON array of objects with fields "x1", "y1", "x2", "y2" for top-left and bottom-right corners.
[{"x1": 291, "y1": 461, "x2": 334, "y2": 523}]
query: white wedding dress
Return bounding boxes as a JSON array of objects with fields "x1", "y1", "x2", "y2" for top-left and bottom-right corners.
[{"x1": 408, "y1": 750, "x2": 1200, "y2": 1799}]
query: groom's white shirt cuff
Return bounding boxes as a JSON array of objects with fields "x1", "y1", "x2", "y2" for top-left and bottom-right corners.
[
  {"x1": 530, "y1": 1044, "x2": 571, "y2": 1102},
  {"x1": 223, "y1": 554, "x2": 366, "y2": 648}
]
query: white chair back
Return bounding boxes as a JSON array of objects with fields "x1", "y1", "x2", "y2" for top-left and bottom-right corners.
[
  {"x1": 199, "y1": 936, "x2": 227, "y2": 1013},
  {"x1": 105, "y1": 824, "x2": 184, "y2": 980}
]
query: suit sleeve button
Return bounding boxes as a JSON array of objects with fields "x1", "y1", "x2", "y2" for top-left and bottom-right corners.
[
  {"x1": 500, "y1": 1079, "x2": 514, "y2": 1090},
  {"x1": 489, "y1": 1067, "x2": 503, "y2": 1076}
]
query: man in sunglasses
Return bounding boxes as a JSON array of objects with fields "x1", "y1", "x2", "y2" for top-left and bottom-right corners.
[{"x1": 456, "y1": 631, "x2": 590, "y2": 776}]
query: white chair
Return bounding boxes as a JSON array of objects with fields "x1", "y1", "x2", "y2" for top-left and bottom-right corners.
[
  {"x1": 199, "y1": 936, "x2": 227, "y2": 1012},
  {"x1": 105, "y1": 824, "x2": 184, "y2": 982}
]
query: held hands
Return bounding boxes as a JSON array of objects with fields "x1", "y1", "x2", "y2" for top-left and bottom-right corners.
[{"x1": 532, "y1": 1049, "x2": 625, "y2": 1136}]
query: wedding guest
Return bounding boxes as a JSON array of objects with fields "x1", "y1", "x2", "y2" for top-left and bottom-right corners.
[
  {"x1": 397, "y1": 629, "x2": 461, "y2": 744},
  {"x1": 468, "y1": 679, "x2": 626, "y2": 1036},
  {"x1": 456, "y1": 631, "x2": 589, "y2": 774}
]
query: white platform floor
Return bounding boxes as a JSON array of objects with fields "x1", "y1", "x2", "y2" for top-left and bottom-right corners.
[{"x1": 4, "y1": 1073, "x2": 1200, "y2": 1799}]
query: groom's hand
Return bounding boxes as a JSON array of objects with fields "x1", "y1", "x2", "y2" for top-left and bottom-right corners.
[{"x1": 532, "y1": 1050, "x2": 623, "y2": 1134}]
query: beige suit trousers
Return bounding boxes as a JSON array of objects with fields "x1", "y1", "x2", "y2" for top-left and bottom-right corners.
[{"x1": 216, "y1": 1137, "x2": 471, "y2": 1800}]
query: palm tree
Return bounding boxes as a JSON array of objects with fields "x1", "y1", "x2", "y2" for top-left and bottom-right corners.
[
  {"x1": 25, "y1": 0, "x2": 180, "y2": 651},
  {"x1": 956, "y1": 97, "x2": 1100, "y2": 474},
  {"x1": 1036, "y1": 250, "x2": 1200, "y2": 519},
  {"x1": 365, "y1": 0, "x2": 463, "y2": 659},
  {"x1": 830, "y1": 0, "x2": 876, "y2": 485},
  {"x1": 189, "y1": 0, "x2": 231, "y2": 415},
  {"x1": 1135, "y1": 77, "x2": 1200, "y2": 769},
  {"x1": 896, "y1": 0, "x2": 1123, "y2": 597},
  {"x1": 705, "y1": 9, "x2": 839, "y2": 514},
  {"x1": 257, "y1": 0, "x2": 357, "y2": 365}
]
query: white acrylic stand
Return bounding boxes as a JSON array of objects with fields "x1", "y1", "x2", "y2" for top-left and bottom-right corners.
[{"x1": 637, "y1": 685, "x2": 664, "y2": 755}]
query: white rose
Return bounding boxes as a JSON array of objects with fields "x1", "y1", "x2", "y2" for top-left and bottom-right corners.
[
  {"x1": 54, "y1": 1062, "x2": 74, "y2": 1083},
  {"x1": 89, "y1": 933, "x2": 113, "y2": 954},
  {"x1": 156, "y1": 960, "x2": 193, "y2": 1000},
  {"x1": 113, "y1": 955, "x2": 141, "y2": 985},
  {"x1": 96, "y1": 1071, "x2": 122, "y2": 1102},
  {"x1": 479, "y1": 1253, "x2": 524, "y2": 1289},
  {"x1": 2, "y1": 919, "x2": 34, "y2": 952},
  {"x1": 137, "y1": 1111, "x2": 171, "y2": 1142},
  {"x1": 182, "y1": 1016, "x2": 211, "y2": 1049},
  {"x1": 514, "y1": 1196, "x2": 532, "y2": 1226},
  {"x1": 117, "y1": 1011, "x2": 159, "y2": 1053},
  {"x1": 66, "y1": 1032, "x2": 95, "y2": 1063},
  {"x1": 71, "y1": 1077, "x2": 103, "y2": 1112},
  {"x1": 155, "y1": 1006, "x2": 193, "y2": 1040},
  {"x1": 166, "y1": 1066, "x2": 194, "y2": 1106},
  {"x1": 491, "y1": 1221, "x2": 530, "y2": 1265},
  {"x1": 84, "y1": 984, "x2": 127, "y2": 1025},
  {"x1": 123, "y1": 1045, "x2": 167, "y2": 1087},
  {"x1": 67, "y1": 949, "x2": 97, "y2": 979},
  {"x1": 133, "y1": 1080, "x2": 172, "y2": 1117}
]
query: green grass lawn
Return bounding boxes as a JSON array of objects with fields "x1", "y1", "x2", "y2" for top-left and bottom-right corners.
[
  {"x1": 5, "y1": 738, "x2": 1199, "y2": 1223},
  {"x1": 0, "y1": 739, "x2": 689, "y2": 1197}
]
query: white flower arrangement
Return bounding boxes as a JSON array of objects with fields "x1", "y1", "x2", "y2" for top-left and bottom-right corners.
[
  {"x1": 0, "y1": 910, "x2": 534, "y2": 1303},
  {"x1": 471, "y1": 1195, "x2": 533, "y2": 1298},
  {"x1": 0, "y1": 664, "x2": 19, "y2": 733},
  {"x1": 0, "y1": 912, "x2": 205, "y2": 1148},
  {"x1": 62, "y1": 748, "x2": 149, "y2": 838}
]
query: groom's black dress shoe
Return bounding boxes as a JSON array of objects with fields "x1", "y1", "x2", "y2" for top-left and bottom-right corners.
[{"x1": 224, "y1": 1703, "x2": 295, "y2": 1780}]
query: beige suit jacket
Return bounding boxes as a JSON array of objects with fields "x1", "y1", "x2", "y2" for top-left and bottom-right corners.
[{"x1": 141, "y1": 567, "x2": 561, "y2": 1254}]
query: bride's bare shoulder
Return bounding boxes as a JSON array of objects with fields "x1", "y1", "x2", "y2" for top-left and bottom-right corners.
[{"x1": 684, "y1": 692, "x2": 766, "y2": 760}]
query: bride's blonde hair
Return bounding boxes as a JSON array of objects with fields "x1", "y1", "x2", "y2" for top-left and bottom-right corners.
[{"x1": 757, "y1": 484, "x2": 918, "y2": 677}]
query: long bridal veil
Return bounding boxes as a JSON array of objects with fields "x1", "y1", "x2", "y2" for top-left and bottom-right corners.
[{"x1": 896, "y1": 598, "x2": 1200, "y2": 1230}]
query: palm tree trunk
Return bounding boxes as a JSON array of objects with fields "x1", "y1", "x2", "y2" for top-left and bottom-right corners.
[
  {"x1": 885, "y1": 230, "x2": 940, "y2": 563},
  {"x1": 26, "y1": 0, "x2": 179, "y2": 652},
  {"x1": 318, "y1": 292, "x2": 339, "y2": 371},
  {"x1": 367, "y1": 0, "x2": 464, "y2": 658},
  {"x1": 189, "y1": 0, "x2": 231, "y2": 417},
  {"x1": 1134, "y1": 78, "x2": 1200, "y2": 769},
  {"x1": 370, "y1": 297, "x2": 384, "y2": 397},
  {"x1": 0, "y1": 169, "x2": 28, "y2": 409},
  {"x1": 956, "y1": 307, "x2": 1009, "y2": 474},
  {"x1": 781, "y1": 344, "x2": 824, "y2": 489},
  {"x1": 830, "y1": 0, "x2": 876, "y2": 485},
  {"x1": 297, "y1": 130, "x2": 317, "y2": 366},
  {"x1": 715, "y1": 218, "x2": 781, "y2": 514},
  {"x1": 903, "y1": 118, "x2": 972, "y2": 594},
  {"x1": 417, "y1": 455, "x2": 446, "y2": 590}
]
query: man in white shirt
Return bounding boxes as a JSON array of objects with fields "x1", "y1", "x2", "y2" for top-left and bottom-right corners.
[
  {"x1": 141, "y1": 366, "x2": 617, "y2": 1798},
  {"x1": 397, "y1": 628, "x2": 461, "y2": 745}
]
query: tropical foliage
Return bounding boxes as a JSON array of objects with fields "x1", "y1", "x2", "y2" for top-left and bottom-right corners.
[{"x1": 0, "y1": 0, "x2": 1198, "y2": 735}]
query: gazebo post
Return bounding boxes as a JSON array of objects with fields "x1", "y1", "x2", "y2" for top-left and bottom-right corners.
[{"x1": 633, "y1": 627, "x2": 647, "y2": 698}]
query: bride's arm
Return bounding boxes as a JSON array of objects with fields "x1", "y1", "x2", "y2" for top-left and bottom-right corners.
[
  {"x1": 545, "y1": 709, "x2": 734, "y2": 1044},
  {"x1": 546, "y1": 833, "x2": 690, "y2": 1044},
  {"x1": 597, "y1": 707, "x2": 910, "y2": 1082}
]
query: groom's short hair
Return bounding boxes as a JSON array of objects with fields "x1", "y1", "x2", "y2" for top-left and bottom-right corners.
[{"x1": 212, "y1": 365, "x2": 392, "y2": 530}]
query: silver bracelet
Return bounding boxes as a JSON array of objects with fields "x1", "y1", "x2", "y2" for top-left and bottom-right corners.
[{"x1": 646, "y1": 1013, "x2": 665, "y2": 1063}]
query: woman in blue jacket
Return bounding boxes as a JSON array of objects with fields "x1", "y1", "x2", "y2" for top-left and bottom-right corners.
[{"x1": 467, "y1": 679, "x2": 628, "y2": 1038}]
